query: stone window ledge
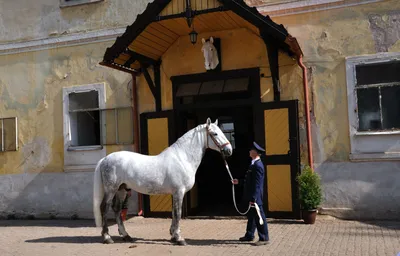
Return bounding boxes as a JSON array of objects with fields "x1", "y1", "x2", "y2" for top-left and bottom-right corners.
[
  {"x1": 67, "y1": 145, "x2": 103, "y2": 151},
  {"x1": 355, "y1": 130, "x2": 400, "y2": 136},
  {"x1": 350, "y1": 153, "x2": 400, "y2": 162},
  {"x1": 64, "y1": 164, "x2": 97, "y2": 172},
  {"x1": 60, "y1": 0, "x2": 103, "y2": 8}
]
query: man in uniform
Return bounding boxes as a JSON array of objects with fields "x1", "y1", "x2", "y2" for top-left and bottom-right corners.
[{"x1": 232, "y1": 141, "x2": 269, "y2": 246}]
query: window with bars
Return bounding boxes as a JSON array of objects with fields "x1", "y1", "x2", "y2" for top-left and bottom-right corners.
[
  {"x1": 355, "y1": 61, "x2": 400, "y2": 132},
  {"x1": 0, "y1": 117, "x2": 18, "y2": 152},
  {"x1": 67, "y1": 90, "x2": 134, "y2": 149}
]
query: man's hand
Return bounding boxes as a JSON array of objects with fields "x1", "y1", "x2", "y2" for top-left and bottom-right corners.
[
  {"x1": 232, "y1": 179, "x2": 239, "y2": 185},
  {"x1": 249, "y1": 201, "x2": 255, "y2": 205}
]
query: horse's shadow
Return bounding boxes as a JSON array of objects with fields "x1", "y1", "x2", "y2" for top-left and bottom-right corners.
[
  {"x1": 25, "y1": 236, "x2": 245, "y2": 246},
  {"x1": 135, "y1": 238, "x2": 245, "y2": 246}
]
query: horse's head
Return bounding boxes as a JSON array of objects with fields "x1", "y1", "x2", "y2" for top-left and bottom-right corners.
[
  {"x1": 201, "y1": 37, "x2": 219, "y2": 70},
  {"x1": 205, "y1": 118, "x2": 233, "y2": 157}
]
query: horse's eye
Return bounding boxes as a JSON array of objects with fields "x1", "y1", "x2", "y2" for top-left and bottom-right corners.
[{"x1": 212, "y1": 133, "x2": 218, "y2": 136}]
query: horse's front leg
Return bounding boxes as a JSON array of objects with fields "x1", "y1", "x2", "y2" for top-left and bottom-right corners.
[{"x1": 170, "y1": 189, "x2": 186, "y2": 246}]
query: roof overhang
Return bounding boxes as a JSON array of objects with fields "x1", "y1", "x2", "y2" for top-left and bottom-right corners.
[{"x1": 100, "y1": 0, "x2": 303, "y2": 73}]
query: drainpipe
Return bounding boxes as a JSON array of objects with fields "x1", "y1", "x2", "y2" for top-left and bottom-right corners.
[
  {"x1": 131, "y1": 73, "x2": 143, "y2": 216},
  {"x1": 297, "y1": 55, "x2": 314, "y2": 170}
]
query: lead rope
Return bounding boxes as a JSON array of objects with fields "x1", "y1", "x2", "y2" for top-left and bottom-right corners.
[{"x1": 224, "y1": 160, "x2": 264, "y2": 225}]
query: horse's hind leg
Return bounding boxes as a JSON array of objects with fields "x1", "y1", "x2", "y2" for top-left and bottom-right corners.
[
  {"x1": 112, "y1": 184, "x2": 133, "y2": 242},
  {"x1": 101, "y1": 192, "x2": 116, "y2": 244},
  {"x1": 170, "y1": 189, "x2": 186, "y2": 246}
]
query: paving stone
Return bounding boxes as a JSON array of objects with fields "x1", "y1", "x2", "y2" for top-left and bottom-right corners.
[{"x1": 0, "y1": 216, "x2": 399, "y2": 256}]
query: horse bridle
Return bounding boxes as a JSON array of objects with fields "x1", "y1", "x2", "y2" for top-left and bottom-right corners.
[{"x1": 206, "y1": 127, "x2": 230, "y2": 151}]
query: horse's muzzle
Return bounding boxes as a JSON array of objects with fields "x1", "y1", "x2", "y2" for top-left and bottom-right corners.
[{"x1": 222, "y1": 144, "x2": 233, "y2": 157}]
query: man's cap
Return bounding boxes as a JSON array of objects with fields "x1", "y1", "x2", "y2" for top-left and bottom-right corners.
[{"x1": 251, "y1": 141, "x2": 265, "y2": 153}]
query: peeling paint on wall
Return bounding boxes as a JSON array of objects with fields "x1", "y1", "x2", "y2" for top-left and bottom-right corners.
[{"x1": 369, "y1": 11, "x2": 400, "y2": 52}]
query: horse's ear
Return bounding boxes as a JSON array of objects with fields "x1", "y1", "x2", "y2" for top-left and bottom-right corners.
[
  {"x1": 202, "y1": 38, "x2": 206, "y2": 44},
  {"x1": 214, "y1": 119, "x2": 218, "y2": 126},
  {"x1": 210, "y1": 37, "x2": 214, "y2": 44},
  {"x1": 206, "y1": 118, "x2": 211, "y2": 126}
]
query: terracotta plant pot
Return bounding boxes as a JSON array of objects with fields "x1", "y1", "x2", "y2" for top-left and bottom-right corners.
[{"x1": 302, "y1": 209, "x2": 317, "y2": 224}]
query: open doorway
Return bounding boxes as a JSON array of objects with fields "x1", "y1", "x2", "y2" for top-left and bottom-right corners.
[{"x1": 181, "y1": 106, "x2": 254, "y2": 217}]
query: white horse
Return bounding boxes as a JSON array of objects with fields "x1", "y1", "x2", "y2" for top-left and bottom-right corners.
[
  {"x1": 201, "y1": 37, "x2": 219, "y2": 70},
  {"x1": 93, "y1": 118, "x2": 232, "y2": 245}
]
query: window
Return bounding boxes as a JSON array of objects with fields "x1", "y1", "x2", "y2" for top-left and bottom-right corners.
[
  {"x1": 355, "y1": 61, "x2": 400, "y2": 131},
  {"x1": 62, "y1": 83, "x2": 134, "y2": 172},
  {"x1": 0, "y1": 117, "x2": 18, "y2": 152},
  {"x1": 346, "y1": 53, "x2": 400, "y2": 161},
  {"x1": 69, "y1": 90, "x2": 101, "y2": 147},
  {"x1": 220, "y1": 122, "x2": 235, "y2": 149},
  {"x1": 66, "y1": 87, "x2": 134, "y2": 150},
  {"x1": 175, "y1": 78, "x2": 249, "y2": 97},
  {"x1": 60, "y1": 0, "x2": 103, "y2": 8}
]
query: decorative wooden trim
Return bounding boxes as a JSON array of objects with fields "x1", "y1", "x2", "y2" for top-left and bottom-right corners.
[
  {"x1": 142, "y1": 67, "x2": 157, "y2": 100},
  {"x1": 263, "y1": 32, "x2": 280, "y2": 101},
  {"x1": 102, "y1": 0, "x2": 301, "y2": 65}
]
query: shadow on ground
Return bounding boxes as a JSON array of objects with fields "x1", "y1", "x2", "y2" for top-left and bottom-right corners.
[
  {"x1": 25, "y1": 236, "x2": 247, "y2": 246},
  {"x1": 25, "y1": 236, "x2": 102, "y2": 244},
  {"x1": 135, "y1": 238, "x2": 246, "y2": 246},
  {"x1": 0, "y1": 218, "x2": 125, "y2": 228},
  {"x1": 267, "y1": 219, "x2": 304, "y2": 225}
]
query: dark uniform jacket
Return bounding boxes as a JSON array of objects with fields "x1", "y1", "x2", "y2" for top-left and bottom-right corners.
[{"x1": 241, "y1": 159, "x2": 265, "y2": 206}]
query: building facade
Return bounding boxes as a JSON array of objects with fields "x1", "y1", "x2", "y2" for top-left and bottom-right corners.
[
  {"x1": 1, "y1": 0, "x2": 399, "y2": 220},
  {"x1": 0, "y1": 0, "x2": 147, "y2": 219}
]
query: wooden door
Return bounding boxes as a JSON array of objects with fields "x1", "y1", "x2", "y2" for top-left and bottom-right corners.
[{"x1": 254, "y1": 100, "x2": 301, "y2": 219}]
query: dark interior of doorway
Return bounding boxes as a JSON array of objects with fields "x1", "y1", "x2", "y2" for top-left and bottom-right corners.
[{"x1": 182, "y1": 106, "x2": 254, "y2": 217}]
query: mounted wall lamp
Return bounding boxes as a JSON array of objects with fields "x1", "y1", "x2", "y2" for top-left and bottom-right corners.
[{"x1": 185, "y1": 0, "x2": 197, "y2": 44}]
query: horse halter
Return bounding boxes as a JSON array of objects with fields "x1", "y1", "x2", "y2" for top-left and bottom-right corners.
[{"x1": 206, "y1": 127, "x2": 230, "y2": 151}]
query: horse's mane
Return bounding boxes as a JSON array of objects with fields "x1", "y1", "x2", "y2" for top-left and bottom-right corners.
[{"x1": 171, "y1": 124, "x2": 206, "y2": 151}]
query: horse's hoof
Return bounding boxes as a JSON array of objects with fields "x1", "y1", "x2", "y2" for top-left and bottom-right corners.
[
  {"x1": 103, "y1": 238, "x2": 114, "y2": 244},
  {"x1": 122, "y1": 235, "x2": 134, "y2": 242},
  {"x1": 176, "y1": 240, "x2": 187, "y2": 246},
  {"x1": 171, "y1": 237, "x2": 187, "y2": 246}
]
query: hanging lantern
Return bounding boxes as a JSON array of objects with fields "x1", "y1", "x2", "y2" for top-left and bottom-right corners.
[{"x1": 189, "y1": 28, "x2": 198, "y2": 45}]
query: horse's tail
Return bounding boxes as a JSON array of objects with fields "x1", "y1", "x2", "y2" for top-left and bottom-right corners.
[{"x1": 93, "y1": 157, "x2": 105, "y2": 227}]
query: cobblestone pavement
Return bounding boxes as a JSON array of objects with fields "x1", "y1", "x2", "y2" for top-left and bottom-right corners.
[{"x1": 1, "y1": 215, "x2": 400, "y2": 256}]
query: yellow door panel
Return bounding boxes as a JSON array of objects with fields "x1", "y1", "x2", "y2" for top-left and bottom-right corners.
[
  {"x1": 148, "y1": 118, "x2": 169, "y2": 155},
  {"x1": 267, "y1": 165, "x2": 292, "y2": 212},
  {"x1": 150, "y1": 194, "x2": 173, "y2": 212},
  {"x1": 264, "y1": 109, "x2": 289, "y2": 155},
  {"x1": 147, "y1": 117, "x2": 172, "y2": 212}
]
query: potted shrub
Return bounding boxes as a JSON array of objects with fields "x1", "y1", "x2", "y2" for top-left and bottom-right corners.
[{"x1": 297, "y1": 165, "x2": 323, "y2": 224}]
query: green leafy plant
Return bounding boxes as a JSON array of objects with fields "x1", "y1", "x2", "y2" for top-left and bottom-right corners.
[{"x1": 297, "y1": 165, "x2": 323, "y2": 210}]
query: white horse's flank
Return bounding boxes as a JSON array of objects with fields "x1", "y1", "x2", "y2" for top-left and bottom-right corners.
[
  {"x1": 201, "y1": 37, "x2": 219, "y2": 70},
  {"x1": 93, "y1": 118, "x2": 232, "y2": 245}
]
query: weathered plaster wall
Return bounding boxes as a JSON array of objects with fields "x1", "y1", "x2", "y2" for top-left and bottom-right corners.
[
  {"x1": 0, "y1": 0, "x2": 152, "y2": 43},
  {"x1": 271, "y1": 0, "x2": 400, "y2": 219},
  {"x1": 0, "y1": 41, "x2": 138, "y2": 218}
]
